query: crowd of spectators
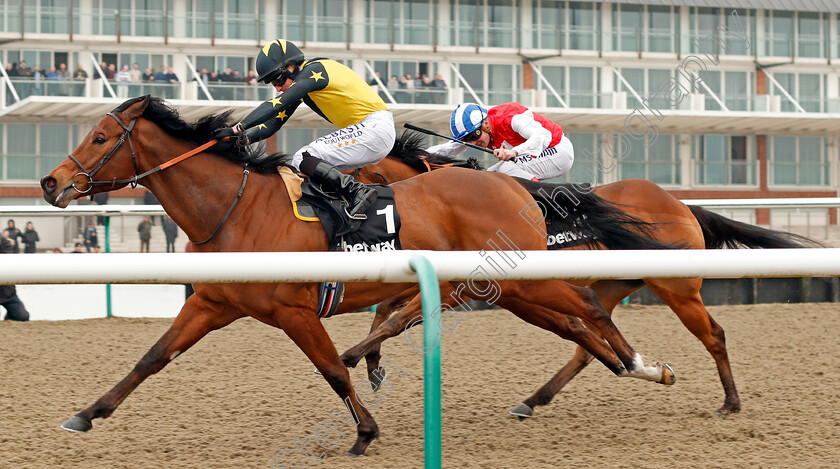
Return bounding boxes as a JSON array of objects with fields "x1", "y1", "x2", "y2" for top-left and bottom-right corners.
[
  {"x1": 194, "y1": 67, "x2": 260, "y2": 100},
  {"x1": 369, "y1": 71, "x2": 448, "y2": 104},
  {"x1": 2, "y1": 60, "x2": 181, "y2": 99}
]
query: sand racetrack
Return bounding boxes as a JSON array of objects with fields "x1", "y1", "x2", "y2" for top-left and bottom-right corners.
[{"x1": 1, "y1": 303, "x2": 839, "y2": 468}]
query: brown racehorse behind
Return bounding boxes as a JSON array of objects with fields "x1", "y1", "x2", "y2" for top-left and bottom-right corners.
[
  {"x1": 40, "y1": 96, "x2": 677, "y2": 456},
  {"x1": 346, "y1": 131, "x2": 822, "y2": 418}
]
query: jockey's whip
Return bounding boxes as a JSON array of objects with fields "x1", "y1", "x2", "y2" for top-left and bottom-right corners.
[{"x1": 403, "y1": 123, "x2": 494, "y2": 154}]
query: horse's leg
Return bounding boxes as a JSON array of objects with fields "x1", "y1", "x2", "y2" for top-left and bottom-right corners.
[
  {"x1": 364, "y1": 286, "x2": 418, "y2": 391},
  {"x1": 341, "y1": 284, "x2": 455, "y2": 368},
  {"x1": 644, "y1": 278, "x2": 740, "y2": 415},
  {"x1": 501, "y1": 280, "x2": 674, "y2": 384},
  {"x1": 279, "y1": 308, "x2": 379, "y2": 456},
  {"x1": 512, "y1": 280, "x2": 645, "y2": 418},
  {"x1": 61, "y1": 295, "x2": 242, "y2": 433},
  {"x1": 495, "y1": 297, "x2": 624, "y2": 374}
]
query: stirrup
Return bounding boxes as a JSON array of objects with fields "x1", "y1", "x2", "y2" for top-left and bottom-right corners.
[{"x1": 345, "y1": 208, "x2": 368, "y2": 220}]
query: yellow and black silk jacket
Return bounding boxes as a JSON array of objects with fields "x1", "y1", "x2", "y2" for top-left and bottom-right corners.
[{"x1": 241, "y1": 58, "x2": 388, "y2": 144}]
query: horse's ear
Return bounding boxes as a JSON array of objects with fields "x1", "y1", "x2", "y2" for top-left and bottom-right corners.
[{"x1": 121, "y1": 95, "x2": 151, "y2": 120}]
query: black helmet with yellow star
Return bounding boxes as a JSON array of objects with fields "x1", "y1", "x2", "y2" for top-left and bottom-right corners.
[{"x1": 256, "y1": 39, "x2": 305, "y2": 83}]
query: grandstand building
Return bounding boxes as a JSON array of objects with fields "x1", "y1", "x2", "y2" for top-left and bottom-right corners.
[{"x1": 1, "y1": 0, "x2": 839, "y2": 235}]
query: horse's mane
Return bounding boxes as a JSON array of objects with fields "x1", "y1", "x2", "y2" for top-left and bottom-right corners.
[
  {"x1": 113, "y1": 96, "x2": 289, "y2": 174},
  {"x1": 388, "y1": 130, "x2": 483, "y2": 172}
]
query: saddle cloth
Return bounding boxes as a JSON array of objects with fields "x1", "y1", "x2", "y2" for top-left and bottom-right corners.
[{"x1": 278, "y1": 167, "x2": 403, "y2": 317}]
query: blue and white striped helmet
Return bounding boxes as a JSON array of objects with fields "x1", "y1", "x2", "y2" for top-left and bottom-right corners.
[{"x1": 450, "y1": 103, "x2": 488, "y2": 140}]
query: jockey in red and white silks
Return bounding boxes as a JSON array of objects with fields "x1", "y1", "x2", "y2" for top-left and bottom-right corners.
[{"x1": 427, "y1": 102, "x2": 574, "y2": 182}]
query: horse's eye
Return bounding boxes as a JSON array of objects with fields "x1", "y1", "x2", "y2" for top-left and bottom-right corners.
[{"x1": 93, "y1": 136, "x2": 106, "y2": 144}]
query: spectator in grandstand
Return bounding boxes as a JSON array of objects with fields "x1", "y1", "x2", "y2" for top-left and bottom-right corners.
[
  {"x1": 46, "y1": 66, "x2": 59, "y2": 96},
  {"x1": 162, "y1": 215, "x2": 178, "y2": 253},
  {"x1": 428, "y1": 102, "x2": 575, "y2": 182},
  {"x1": 115, "y1": 65, "x2": 131, "y2": 98},
  {"x1": 73, "y1": 64, "x2": 88, "y2": 79},
  {"x1": 244, "y1": 70, "x2": 258, "y2": 100},
  {"x1": 1, "y1": 228, "x2": 17, "y2": 253},
  {"x1": 137, "y1": 216, "x2": 152, "y2": 253},
  {"x1": 0, "y1": 248, "x2": 30, "y2": 321},
  {"x1": 97, "y1": 61, "x2": 107, "y2": 78},
  {"x1": 129, "y1": 63, "x2": 142, "y2": 83},
  {"x1": 142, "y1": 67, "x2": 154, "y2": 82},
  {"x1": 106, "y1": 63, "x2": 117, "y2": 80},
  {"x1": 17, "y1": 60, "x2": 31, "y2": 77},
  {"x1": 83, "y1": 221, "x2": 98, "y2": 253},
  {"x1": 198, "y1": 67, "x2": 210, "y2": 85},
  {"x1": 5, "y1": 62, "x2": 16, "y2": 77},
  {"x1": 154, "y1": 65, "x2": 167, "y2": 82},
  {"x1": 166, "y1": 66, "x2": 178, "y2": 84},
  {"x1": 5, "y1": 220, "x2": 21, "y2": 253},
  {"x1": 431, "y1": 73, "x2": 448, "y2": 104},
  {"x1": 71, "y1": 242, "x2": 84, "y2": 253},
  {"x1": 21, "y1": 222, "x2": 39, "y2": 254},
  {"x1": 32, "y1": 65, "x2": 43, "y2": 94}
]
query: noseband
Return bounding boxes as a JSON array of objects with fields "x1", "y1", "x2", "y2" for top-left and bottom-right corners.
[{"x1": 68, "y1": 112, "x2": 140, "y2": 194}]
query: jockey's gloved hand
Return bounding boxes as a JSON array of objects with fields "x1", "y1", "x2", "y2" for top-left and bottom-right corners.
[{"x1": 212, "y1": 127, "x2": 237, "y2": 143}]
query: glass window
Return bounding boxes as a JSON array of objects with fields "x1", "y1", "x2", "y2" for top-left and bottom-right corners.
[
  {"x1": 613, "y1": 4, "x2": 641, "y2": 52},
  {"x1": 766, "y1": 10, "x2": 793, "y2": 57},
  {"x1": 568, "y1": 2, "x2": 596, "y2": 50},
  {"x1": 533, "y1": 0, "x2": 560, "y2": 49},
  {"x1": 771, "y1": 136, "x2": 798, "y2": 185},
  {"x1": 614, "y1": 135, "x2": 678, "y2": 184},
  {"x1": 569, "y1": 66, "x2": 595, "y2": 108},
  {"x1": 695, "y1": 135, "x2": 755, "y2": 185},
  {"x1": 797, "y1": 12, "x2": 822, "y2": 58},
  {"x1": 646, "y1": 6, "x2": 674, "y2": 53},
  {"x1": 724, "y1": 9, "x2": 752, "y2": 56},
  {"x1": 402, "y1": 0, "x2": 431, "y2": 45},
  {"x1": 487, "y1": 0, "x2": 514, "y2": 48},
  {"x1": 40, "y1": 124, "x2": 69, "y2": 156},
  {"x1": 451, "y1": 0, "x2": 480, "y2": 47},
  {"x1": 798, "y1": 74, "x2": 821, "y2": 112}
]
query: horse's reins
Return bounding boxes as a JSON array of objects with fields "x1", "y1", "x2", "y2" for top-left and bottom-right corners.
[{"x1": 66, "y1": 111, "x2": 249, "y2": 245}]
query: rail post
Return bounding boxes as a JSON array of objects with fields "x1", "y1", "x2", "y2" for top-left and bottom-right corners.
[{"x1": 409, "y1": 255, "x2": 442, "y2": 469}]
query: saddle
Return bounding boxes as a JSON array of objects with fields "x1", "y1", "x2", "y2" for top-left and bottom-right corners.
[{"x1": 278, "y1": 167, "x2": 403, "y2": 318}]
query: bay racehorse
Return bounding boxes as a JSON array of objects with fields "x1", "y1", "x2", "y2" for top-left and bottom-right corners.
[
  {"x1": 344, "y1": 131, "x2": 822, "y2": 417},
  {"x1": 41, "y1": 96, "x2": 677, "y2": 455}
]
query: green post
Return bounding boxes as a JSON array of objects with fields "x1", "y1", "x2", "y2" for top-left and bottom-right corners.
[
  {"x1": 408, "y1": 255, "x2": 442, "y2": 469},
  {"x1": 104, "y1": 216, "x2": 112, "y2": 318}
]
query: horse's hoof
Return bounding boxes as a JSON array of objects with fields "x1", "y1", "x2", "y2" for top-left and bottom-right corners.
[
  {"x1": 509, "y1": 403, "x2": 533, "y2": 418},
  {"x1": 370, "y1": 367, "x2": 386, "y2": 392},
  {"x1": 313, "y1": 368, "x2": 322, "y2": 375},
  {"x1": 657, "y1": 363, "x2": 676, "y2": 385},
  {"x1": 61, "y1": 415, "x2": 92, "y2": 433},
  {"x1": 715, "y1": 402, "x2": 741, "y2": 416},
  {"x1": 346, "y1": 450, "x2": 360, "y2": 458}
]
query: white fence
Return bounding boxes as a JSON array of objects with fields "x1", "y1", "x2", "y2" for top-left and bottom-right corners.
[{"x1": 4, "y1": 250, "x2": 840, "y2": 286}]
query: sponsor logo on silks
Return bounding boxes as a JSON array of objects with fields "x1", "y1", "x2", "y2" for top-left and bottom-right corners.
[
  {"x1": 515, "y1": 146, "x2": 558, "y2": 164},
  {"x1": 341, "y1": 239, "x2": 397, "y2": 252},
  {"x1": 547, "y1": 229, "x2": 590, "y2": 247}
]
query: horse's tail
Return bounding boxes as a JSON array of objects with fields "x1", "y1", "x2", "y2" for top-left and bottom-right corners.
[
  {"x1": 688, "y1": 205, "x2": 824, "y2": 249},
  {"x1": 516, "y1": 178, "x2": 682, "y2": 251}
]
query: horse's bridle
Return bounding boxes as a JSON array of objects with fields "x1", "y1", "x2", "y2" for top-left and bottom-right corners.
[
  {"x1": 68, "y1": 112, "x2": 141, "y2": 194},
  {"x1": 65, "y1": 111, "x2": 249, "y2": 246}
]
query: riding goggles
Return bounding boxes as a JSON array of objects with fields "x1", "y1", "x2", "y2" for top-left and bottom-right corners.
[
  {"x1": 268, "y1": 69, "x2": 293, "y2": 87},
  {"x1": 461, "y1": 128, "x2": 482, "y2": 142}
]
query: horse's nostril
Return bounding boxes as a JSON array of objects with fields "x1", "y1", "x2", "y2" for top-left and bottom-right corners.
[{"x1": 41, "y1": 176, "x2": 57, "y2": 192}]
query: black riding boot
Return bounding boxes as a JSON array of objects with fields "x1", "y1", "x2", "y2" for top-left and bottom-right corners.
[{"x1": 299, "y1": 153, "x2": 377, "y2": 218}]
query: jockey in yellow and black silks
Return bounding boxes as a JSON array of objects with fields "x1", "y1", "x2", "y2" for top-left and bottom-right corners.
[{"x1": 213, "y1": 39, "x2": 394, "y2": 217}]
